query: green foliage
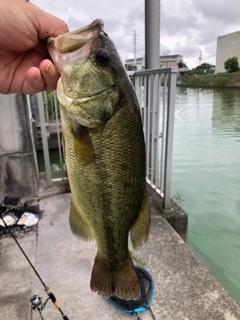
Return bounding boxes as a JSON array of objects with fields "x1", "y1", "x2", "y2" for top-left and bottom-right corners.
[
  {"x1": 125, "y1": 64, "x2": 137, "y2": 71},
  {"x1": 178, "y1": 60, "x2": 188, "y2": 68},
  {"x1": 189, "y1": 63, "x2": 215, "y2": 76},
  {"x1": 170, "y1": 192, "x2": 185, "y2": 217},
  {"x1": 182, "y1": 73, "x2": 240, "y2": 87},
  {"x1": 42, "y1": 91, "x2": 60, "y2": 121},
  {"x1": 196, "y1": 63, "x2": 215, "y2": 70},
  {"x1": 171, "y1": 192, "x2": 185, "y2": 208},
  {"x1": 224, "y1": 57, "x2": 239, "y2": 73}
]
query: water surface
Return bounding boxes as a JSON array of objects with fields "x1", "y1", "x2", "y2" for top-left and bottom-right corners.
[{"x1": 172, "y1": 87, "x2": 240, "y2": 304}]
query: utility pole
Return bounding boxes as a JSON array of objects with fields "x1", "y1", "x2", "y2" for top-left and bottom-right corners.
[
  {"x1": 144, "y1": 0, "x2": 161, "y2": 205},
  {"x1": 145, "y1": 0, "x2": 160, "y2": 69},
  {"x1": 133, "y1": 30, "x2": 137, "y2": 67},
  {"x1": 166, "y1": 50, "x2": 169, "y2": 67},
  {"x1": 199, "y1": 50, "x2": 202, "y2": 67}
]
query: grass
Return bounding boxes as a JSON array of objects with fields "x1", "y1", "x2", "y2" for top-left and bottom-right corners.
[{"x1": 182, "y1": 73, "x2": 240, "y2": 87}]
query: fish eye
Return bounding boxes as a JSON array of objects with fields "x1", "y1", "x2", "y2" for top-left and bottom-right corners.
[{"x1": 95, "y1": 49, "x2": 110, "y2": 65}]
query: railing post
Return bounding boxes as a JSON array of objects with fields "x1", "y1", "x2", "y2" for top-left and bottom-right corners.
[
  {"x1": 37, "y1": 92, "x2": 52, "y2": 186},
  {"x1": 163, "y1": 68, "x2": 177, "y2": 208},
  {"x1": 26, "y1": 95, "x2": 38, "y2": 173},
  {"x1": 53, "y1": 91, "x2": 63, "y2": 167},
  {"x1": 145, "y1": 0, "x2": 160, "y2": 69},
  {"x1": 133, "y1": 68, "x2": 177, "y2": 208}
]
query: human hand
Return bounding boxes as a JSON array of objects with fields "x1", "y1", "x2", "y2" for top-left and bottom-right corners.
[{"x1": 0, "y1": 0, "x2": 69, "y2": 94}]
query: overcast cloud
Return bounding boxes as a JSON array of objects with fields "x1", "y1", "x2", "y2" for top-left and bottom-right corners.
[{"x1": 32, "y1": 0, "x2": 240, "y2": 68}]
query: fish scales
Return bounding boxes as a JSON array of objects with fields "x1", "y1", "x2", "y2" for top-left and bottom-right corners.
[
  {"x1": 47, "y1": 18, "x2": 151, "y2": 300},
  {"x1": 63, "y1": 99, "x2": 145, "y2": 258}
]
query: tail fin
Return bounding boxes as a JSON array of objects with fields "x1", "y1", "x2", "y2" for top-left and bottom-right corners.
[{"x1": 90, "y1": 252, "x2": 140, "y2": 300}]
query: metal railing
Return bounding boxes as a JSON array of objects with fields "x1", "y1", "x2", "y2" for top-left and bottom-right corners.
[
  {"x1": 32, "y1": 67, "x2": 177, "y2": 207},
  {"x1": 134, "y1": 67, "x2": 177, "y2": 208},
  {"x1": 27, "y1": 91, "x2": 64, "y2": 187}
]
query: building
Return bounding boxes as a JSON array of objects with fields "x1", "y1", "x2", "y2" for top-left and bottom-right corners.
[
  {"x1": 125, "y1": 57, "x2": 145, "y2": 70},
  {"x1": 215, "y1": 31, "x2": 240, "y2": 73},
  {"x1": 160, "y1": 54, "x2": 183, "y2": 68},
  {"x1": 125, "y1": 54, "x2": 183, "y2": 70}
]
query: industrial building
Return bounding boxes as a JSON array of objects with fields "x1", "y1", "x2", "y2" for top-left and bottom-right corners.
[
  {"x1": 215, "y1": 31, "x2": 240, "y2": 73},
  {"x1": 125, "y1": 54, "x2": 183, "y2": 70}
]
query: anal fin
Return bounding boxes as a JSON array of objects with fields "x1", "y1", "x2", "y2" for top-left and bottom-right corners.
[
  {"x1": 69, "y1": 200, "x2": 94, "y2": 241},
  {"x1": 130, "y1": 189, "x2": 151, "y2": 249}
]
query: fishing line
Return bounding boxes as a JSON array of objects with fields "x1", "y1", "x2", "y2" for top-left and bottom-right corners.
[{"x1": 0, "y1": 208, "x2": 70, "y2": 320}]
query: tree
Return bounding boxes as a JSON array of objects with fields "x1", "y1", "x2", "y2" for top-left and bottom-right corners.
[
  {"x1": 178, "y1": 60, "x2": 188, "y2": 68},
  {"x1": 125, "y1": 64, "x2": 137, "y2": 71},
  {"x1": 196, "y1": 63, "x2": 215, "y2": 70},
  {"x1": 224, "y1": 57, "x2": 239, "y2": 73}
]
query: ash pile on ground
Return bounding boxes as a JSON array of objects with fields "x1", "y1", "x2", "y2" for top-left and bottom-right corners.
[{"x1": 0, "y1": 196, "x2": 41, "y2": 238}]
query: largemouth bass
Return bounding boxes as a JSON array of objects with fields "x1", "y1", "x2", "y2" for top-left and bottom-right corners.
[{"x1": 47, "y1": 19, "x2": 151, "y2": 300}]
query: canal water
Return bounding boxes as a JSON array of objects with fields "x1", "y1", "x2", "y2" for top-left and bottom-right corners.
[{"x1": 171, "y1": 87, "x2": 240, "y2": 305}]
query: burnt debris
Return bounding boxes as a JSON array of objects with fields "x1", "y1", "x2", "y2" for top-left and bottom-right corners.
[{"x1": 0, "y1": 196, "x2": 41, "y2": 238}]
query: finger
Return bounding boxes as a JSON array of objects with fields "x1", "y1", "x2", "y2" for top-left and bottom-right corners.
[
  {"x1": 39, "y1": 59, "x2": 60, "y2": 92},
  {"x1": 29, "y1": 2, "x2": 69, "y2": 39},
  {"x1": 24, "y1": 67, "x2": 46, "y2": 94}
]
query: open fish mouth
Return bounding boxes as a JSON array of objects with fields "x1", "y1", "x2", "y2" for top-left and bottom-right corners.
[{"x1": 47, "y1": 19, "x2": 105, "y2": 71}]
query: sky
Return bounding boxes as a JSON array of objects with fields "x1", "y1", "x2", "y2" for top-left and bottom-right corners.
[{"x1": 32, "y1": 0, "x2": 240, "y2": 69}]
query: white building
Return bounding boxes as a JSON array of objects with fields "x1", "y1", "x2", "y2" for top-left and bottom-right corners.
[
  {"x1": 125, "y1": 57, "x2": 145, "y2": 70},
  {"x1": 125, "y1": 54, "x2": 183, "y2": 70},
  {"x1": 215, "y1": 31, "x2": 240, "y2": 73},
  {"x1": 160, "y1": 54, "x2": 183, "y2": 68}
]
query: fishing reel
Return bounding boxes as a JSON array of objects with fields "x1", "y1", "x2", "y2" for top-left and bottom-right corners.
[{"x1": 30, "y1": 294, "x2": 49, "y2": 319}]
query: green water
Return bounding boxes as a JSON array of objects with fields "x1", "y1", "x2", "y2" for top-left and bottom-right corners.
[
  {"x1": 37, "y1": 149, "x2": 62, "y2": 173},
  {"x1": 171, "y1": 87, "x2": 240, "y2": 304}
]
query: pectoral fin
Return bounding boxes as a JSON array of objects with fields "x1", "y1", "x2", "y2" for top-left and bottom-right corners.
[
  {"x1": 71, "y1": 124, "x2": 95, "y2": 165},
  {"x1": 69, "y1": 200, "x2": 94, "y2": 241},
  {"x1": 130, "y1": 189, "x2": 151, "y2": 249}
]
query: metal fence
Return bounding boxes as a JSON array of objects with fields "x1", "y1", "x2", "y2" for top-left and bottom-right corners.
[
  {"x1": 33, "y1": 67, "x2": 177, "y2": 208},
  {"x1": 134, "y1": 67, "x2": 177, "y2": 208},
  {"x1": 29, "y1": 91, "x2": 64, "y2": 186}
]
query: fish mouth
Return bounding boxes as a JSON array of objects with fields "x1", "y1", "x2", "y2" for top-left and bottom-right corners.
[
  {"x1": 47, "y1": 19, "x2": 105, "y2": 70},
  {"x1": 47, "y1": 19, "x2": 104, "y2": 51}
]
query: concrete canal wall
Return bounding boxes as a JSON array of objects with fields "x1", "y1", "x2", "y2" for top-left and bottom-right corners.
[{"x1": 0, "y1": 94, "x2": 39, "y2": 202}]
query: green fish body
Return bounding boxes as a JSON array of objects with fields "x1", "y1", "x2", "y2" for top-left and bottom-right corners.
[{"x1": 47, "y1": 19, "x2": 151, "y2": 300}]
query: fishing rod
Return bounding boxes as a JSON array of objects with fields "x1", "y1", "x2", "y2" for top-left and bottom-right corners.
[{"x1": 0, "y1": 208, "x2": 70, "y2": 320}]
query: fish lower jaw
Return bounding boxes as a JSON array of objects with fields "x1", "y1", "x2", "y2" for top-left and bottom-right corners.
[
  {"x1": 74, "y1": 87, "x2": 109, "y2": 102},
  {"x1": 62, "y1": 105, "x2": 99, "y2": 127}
]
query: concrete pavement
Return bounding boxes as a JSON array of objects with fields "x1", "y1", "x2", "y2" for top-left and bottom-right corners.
[{"x1": 1, "y1": 192, "x2": 240, "y2": 320}]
